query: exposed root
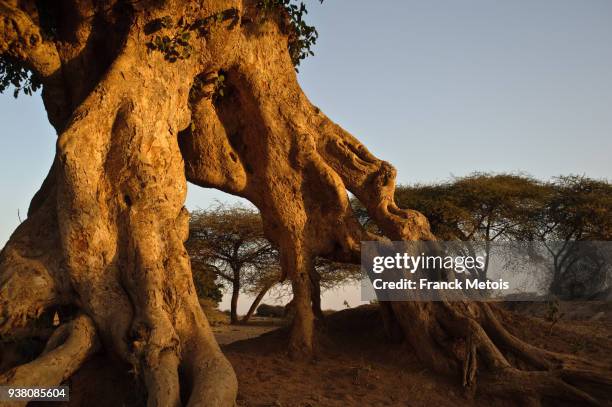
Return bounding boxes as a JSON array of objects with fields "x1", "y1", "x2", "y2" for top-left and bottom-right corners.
[
  {"x1": 142, "y1": 350, "x2": 181, "y2": 407},
  {"x1": 480, "y1": 368, "x2": 602, "y2": 406},
  {"x1": 181, "y1": 327, "x2": 238, "y2": 407},
  {"x1": 478, "y1": 304, "x2": 612, "y2": 405},
  {"x1": 0, "y1": 314, "x2": 99, "y2": 406},
  {"x1": 387, "y1": 300, "x2": 612, "y2": 406}
]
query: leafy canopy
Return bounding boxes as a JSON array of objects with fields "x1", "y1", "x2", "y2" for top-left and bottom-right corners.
[
  {"x1": 0, "y1": 56, "x2": 41, "y2": 98},
  {"x1": 0, "y1": 1, "x2": 323, "y2": 98}
]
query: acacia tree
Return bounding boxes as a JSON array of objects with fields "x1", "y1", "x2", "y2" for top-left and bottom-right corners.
[
  {"x1": 187, "y1": 205, "x2": 359, "y2": 325},
  {"x1": 257, "y1": 257, "x2": 361, "y2": 323},
  {"x1": 187, "y1": 204, "x2": 276, "y2": 324},
  {"x1": 517, "y1": 176, "x2": 612, "y2": 298},
  {"x1": 395, "y1": 173, "x2": 545, "y2": 280},
  {"x1": 0, "y1": 1, "x2": 610, "y2": 406}
]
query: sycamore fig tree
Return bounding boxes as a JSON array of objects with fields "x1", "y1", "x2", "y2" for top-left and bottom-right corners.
[{"x1": 0, "y1": 1, "x2": 610, "y2": 406}]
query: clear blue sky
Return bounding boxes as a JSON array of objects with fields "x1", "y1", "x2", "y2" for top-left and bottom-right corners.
[{"x1": 1, "y1": 0, "x2": 611, "y2": 255}]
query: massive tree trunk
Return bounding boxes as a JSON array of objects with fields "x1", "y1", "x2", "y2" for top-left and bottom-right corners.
[
  {"x1": 1, "y1": 1, "x2": 239, "y2": 405},
  {"x1": 1, "y1": 0, "x2": 610, "y2": 406}
]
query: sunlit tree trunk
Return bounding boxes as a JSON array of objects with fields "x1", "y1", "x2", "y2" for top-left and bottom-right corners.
[{"x1": 1, "y1": 0, "x2": 610, "y2": 405}]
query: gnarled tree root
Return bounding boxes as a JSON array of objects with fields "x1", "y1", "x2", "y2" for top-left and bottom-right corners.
[
  {"x1": 383, "y1": 300, "x2": 612, "y2": 406},
  {"x1": 0, "y1": 314, "x2": 99, "y2": 407},
  {"x1": 478, "y1": 303, "x2": 611, "y2": 406}
]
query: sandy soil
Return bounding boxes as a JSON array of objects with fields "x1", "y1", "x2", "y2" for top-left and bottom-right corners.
[
  {"x1": 213, "y1": 317, "x2": 286, "y2": 345},
  {"x1": 217, "y1": 303, "x2": 612, "y2": 407},
  {"x1": 52, "y1": 302, "x2": 611, "y2": 407}
]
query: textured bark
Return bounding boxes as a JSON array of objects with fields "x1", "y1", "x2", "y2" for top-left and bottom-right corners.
[
  {"x1": 0, "y1": 314, "x2": 99, "y2": 407},
  {"x1": 1, "y1": 0, "x2": 610, "y2": 406},
  {"x1": 1, "y1": 1, "x2": 238, "y2": 405}
]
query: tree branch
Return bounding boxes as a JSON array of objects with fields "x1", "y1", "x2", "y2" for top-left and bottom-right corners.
[{"x1": 0, "y1": 1, "x2": 61, "y2": 77}]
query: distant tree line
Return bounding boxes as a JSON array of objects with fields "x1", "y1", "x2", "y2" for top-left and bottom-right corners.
[
  {"x1": 187, "y1": 174, "x2": 611, "y2": 317},
  {"x1": 390, "y1": 173, "x2": 612, "y2": 299}
]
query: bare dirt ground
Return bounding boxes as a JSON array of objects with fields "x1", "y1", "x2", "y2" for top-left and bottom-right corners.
[
  {"x1": 213, "y1": 317, "x2": 285, "y2": 345},
  {"x1": 218, "y1": 303, "x2": 612, "y2": 407},
  {"x1": 46, "y1": 302, "x2": 611, "y2": 407}
]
